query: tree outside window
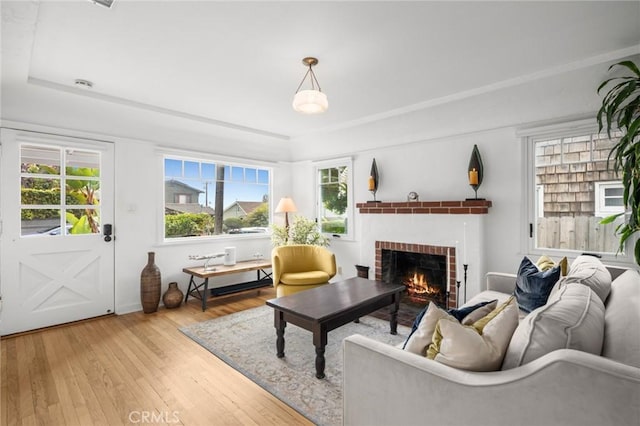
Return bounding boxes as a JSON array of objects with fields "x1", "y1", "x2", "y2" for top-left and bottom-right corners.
[{"x1": 317, "y1": 159, "x2": 352, "y2": 238}]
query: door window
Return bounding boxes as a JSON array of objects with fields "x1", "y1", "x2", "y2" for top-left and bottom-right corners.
[{"x1": 20, "y1": 144, "x2": 101, "y2": 237}]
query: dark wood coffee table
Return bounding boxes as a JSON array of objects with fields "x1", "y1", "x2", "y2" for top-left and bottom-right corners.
[{"x1": 265, "y1": 277, "x2": 405, "y2": 379}]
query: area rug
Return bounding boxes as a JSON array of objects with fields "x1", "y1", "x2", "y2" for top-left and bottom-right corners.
[{"x1": 179, "y1": 305, "x2": 410, "y2": 426}]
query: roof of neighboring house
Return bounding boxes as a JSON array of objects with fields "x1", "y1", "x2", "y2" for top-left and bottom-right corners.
[
  {"x1": 165, "y1": 179, "x2": 204, "y2": 194},
  {"x1": 223, "y1": 201, "x2": 265, "y2": 216},
  {"x1": 165, "y1": 203, "x2": 215, "y2": 215}
]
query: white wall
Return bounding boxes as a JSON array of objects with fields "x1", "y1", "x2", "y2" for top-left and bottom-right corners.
[
  {"x1": 290, "y1": 127, "x2": 523, "y2": 299},
  {"x1": 111, "y1": 135, "x2": 292, "y2": 313},
  {"x1": 0, "y1": 121, "x2": 291, "y2": 315},
  {"x1": 3, "y1": 49, "x2": 636, "y2": 315}
]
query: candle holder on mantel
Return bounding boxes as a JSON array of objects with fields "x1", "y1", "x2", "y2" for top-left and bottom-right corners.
[
  {"x1": 467, "y1": 144, "x2": 485, "y2": 200},
  {"x1": 367, "y1": 158, "x2": 381, "y2": 203}
]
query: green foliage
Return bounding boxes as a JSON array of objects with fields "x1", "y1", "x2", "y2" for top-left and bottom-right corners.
[
  {"x1": 66, "y1": 211, "x2": 95, "y2": 234},
  {"x1": 271, "y1": 215, "x2": 329, "y2": 247},
  {"x1": 597, "y1": 60, "x2": 640, "y2": 265},
  {"x1": 21, "y1": 188, "x2": 60, "y2": 205},
  {"x1": 320, "y1": 166, "x2": 348, "y2": 215},
  {"x1": 321, "y1": 219, "x2": 346, "y2": 234},
  {"x1": 224, "y1": 217, "x2": 244, "y2": 231},
  {"x1": 244, "y1": 203, "x2": 269, "y2": 227},
  {"x1": 21, "y1": 208, "x2": 59, "y2": 220},
  {"x1": 20, "y1": 165, "x2": 101, "y2": 233},
  {"x1": 165, "y1": 213, "x2": 215, "y2": 238}
]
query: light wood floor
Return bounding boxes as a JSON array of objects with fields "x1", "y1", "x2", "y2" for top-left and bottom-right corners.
[{"x1": 1, "y1": 288, "x2": 314, "y2": 426}]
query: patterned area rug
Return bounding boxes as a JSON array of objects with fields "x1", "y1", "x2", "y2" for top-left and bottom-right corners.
[{"x1": 179, "y1": 305, "x2": 410, "y2": 426}]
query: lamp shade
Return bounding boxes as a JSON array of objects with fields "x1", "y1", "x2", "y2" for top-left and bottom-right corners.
[
  {"x1": 275, "y1": 197, "x2": 298, "y2": 213},
  {"x1": 292, "y1": 90, "x2": 328, "y2": 114}
]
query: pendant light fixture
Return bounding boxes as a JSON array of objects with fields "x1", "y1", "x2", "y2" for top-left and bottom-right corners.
[{"x1": 292, "y1": 57, "x2": 328, "y2": 114}]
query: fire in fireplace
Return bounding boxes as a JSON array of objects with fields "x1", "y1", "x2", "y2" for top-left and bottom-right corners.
[
  {"x1": 381, "y1": 249, "x2": 448, "y2": 307},
  {"x1": 404, "y1": 270, "x2": 443, "y2": 300}
]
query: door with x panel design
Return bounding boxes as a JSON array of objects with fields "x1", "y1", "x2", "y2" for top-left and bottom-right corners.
[{"x1": 0, "y1": 129, "x2": 115, "y2": 335}]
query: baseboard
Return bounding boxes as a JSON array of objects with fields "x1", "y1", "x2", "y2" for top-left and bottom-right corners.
[{"x1": 116, "y1": 302, "x2": 142, "y2": 315}]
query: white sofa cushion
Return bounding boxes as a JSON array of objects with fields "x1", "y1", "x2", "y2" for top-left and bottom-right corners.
[
  {"x1": 551, "y1": 255, "x2": 612, "y2": 303},
  {"x1": 426, "y1": 296, "x2": 519, "y2": 371},
  {"x1": 502, "y1": 283, "x2": 605, "y2": 370},
  {"x1": 603, "y1": 269, "x2": 640, "y2": 369}
]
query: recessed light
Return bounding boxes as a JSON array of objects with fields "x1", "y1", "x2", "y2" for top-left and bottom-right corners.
[{"x1": 74, "y1": 79, "x2": 94, "y2": 89}]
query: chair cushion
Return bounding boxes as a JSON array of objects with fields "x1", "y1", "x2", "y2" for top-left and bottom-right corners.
[
  {"x1": 602, "y1": 270, "x2": 640, "y2": 369},
  {"x1": 276, "y1": 282, "x2": 328, "y2": 297},
  {"x1": 502, "y1": 283, "x2": 605, "y2": 370},
  {"x1": 280, "y1": 271, "x2": 331, "y2": 285}
]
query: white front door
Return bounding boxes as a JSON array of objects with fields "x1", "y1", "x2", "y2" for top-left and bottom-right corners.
[{"x1": 0, "y1": 129, "x2": 115, "y2": 335}]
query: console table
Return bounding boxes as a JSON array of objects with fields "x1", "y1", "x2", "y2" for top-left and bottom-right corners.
[{"x1": 183, "y1": 260, "x2": 272, "y2": 311}]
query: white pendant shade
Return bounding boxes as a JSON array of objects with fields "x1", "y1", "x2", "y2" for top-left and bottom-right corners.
[{"x1": 292, "y1": 89, "x2": 328, "y2": 114}]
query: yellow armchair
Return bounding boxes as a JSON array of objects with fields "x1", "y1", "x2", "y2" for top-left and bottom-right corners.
[{"x1": 271, "y1": 245, "x2": 337, "y2": 297}]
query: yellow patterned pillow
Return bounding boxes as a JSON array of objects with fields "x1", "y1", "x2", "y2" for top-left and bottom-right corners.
[{"x1": 426, "y1": 296, "x2": 519, "y2": 371}]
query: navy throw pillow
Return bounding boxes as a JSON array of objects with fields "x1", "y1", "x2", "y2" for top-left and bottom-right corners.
[
  {"x1": 447, "y1": 300, "x2": 495, "y2": 322},
  {"x1": 514, "y1": 256, "x2": 561, "y2": 313}
]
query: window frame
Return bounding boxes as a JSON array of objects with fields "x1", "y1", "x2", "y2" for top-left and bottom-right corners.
[
  {"x1": 520, "y1": 119, "x2": 633, "y2": 265},
  {"x1": 314, "y1": 157, "x2": 354, "y2": 241},
  {"x1": 594, "y1": 181, "x2": 625, "y2": 218},
  {"x1": 159, "y1": 150, "x2": 273, "y2": 244},
  {"x1": 19, "y1": 142, "x2": 103, "y2": 238}
]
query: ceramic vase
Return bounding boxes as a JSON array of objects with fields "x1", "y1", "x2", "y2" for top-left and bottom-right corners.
[
  {"x1": 140, "y1": 251, "x2": 161, "y2": 313},
  {"x1": 162, "y1": 282, "x2": 183, "y2": 309}
]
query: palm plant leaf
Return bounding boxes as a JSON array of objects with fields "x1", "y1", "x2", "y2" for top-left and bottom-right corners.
[{"x1": 597, "y1": 60, "x2": 640, "y2": 265}]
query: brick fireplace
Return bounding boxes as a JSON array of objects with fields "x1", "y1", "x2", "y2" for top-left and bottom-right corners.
[
  {"x1": 375, "y1": 241, "x2": 458, "y2": 309},
  {"x1": 357, "y1": 199, "x2": 491, "y2": 311}
]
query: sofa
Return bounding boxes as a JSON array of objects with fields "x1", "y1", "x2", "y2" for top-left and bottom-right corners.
[
  {"x1": 343, "y1": 259, "x2": 640, "y2": 426},
  {"x1": 271, "y1": 244, "x2": 336, "y2": 297}
]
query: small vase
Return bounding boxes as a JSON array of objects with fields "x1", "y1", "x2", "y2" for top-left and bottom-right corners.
[
  {"x1": 141, "y1": 252, "x2": 161, "y2": 314},
  {"x1": 162, "y1": 282, "x2": 183, "y2": 309}
]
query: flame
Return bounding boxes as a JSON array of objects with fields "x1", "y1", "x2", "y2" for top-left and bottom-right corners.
[{"x1": 404, "y1": 272, "x2": 441, "y2": 296}]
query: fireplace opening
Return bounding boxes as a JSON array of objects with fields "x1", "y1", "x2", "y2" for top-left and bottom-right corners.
[{"x1": 381, "y1": 249, "x2": 448, "y2": 308}]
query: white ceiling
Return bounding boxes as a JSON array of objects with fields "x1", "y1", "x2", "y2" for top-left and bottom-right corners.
[{"x1": 2, "y1": 1, "x2": 640, "y2": 159}]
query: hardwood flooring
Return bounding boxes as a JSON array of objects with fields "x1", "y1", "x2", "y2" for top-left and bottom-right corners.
[{"x1": 1, "y1": 288, "x2": 313, "y2": 426}]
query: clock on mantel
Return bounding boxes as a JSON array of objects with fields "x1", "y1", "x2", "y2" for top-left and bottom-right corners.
[{"x1": 407, "y1": 191, "x2": 419, "y2": 202}]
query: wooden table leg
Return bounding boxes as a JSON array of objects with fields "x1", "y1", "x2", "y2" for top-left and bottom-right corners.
[
  {"x1": 315, "y1": 347, "x2": 326, "y2": 379},
  {"x1": 312, "y1": 324, "x2": 328, "y2": 379},
  {"x1": 274, "y1": 310, "x2": 286, "y2": 358},
  {"x1": 389, "y1": 292, "x2": 400, "y2": 335}
]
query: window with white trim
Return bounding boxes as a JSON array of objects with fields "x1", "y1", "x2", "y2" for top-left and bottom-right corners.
[
  {"x1": 316, "y1": 158, "x2": 353, "y2": 240},
  {"x1": 525, "y1": 124, "x2": 626, "y2": 256},
  {"x1": 594, "y1": 181, "x2": 625, "y2": 217},
  {"x1": 163, "y1": 156, "x2": 271, "y2": 239}
]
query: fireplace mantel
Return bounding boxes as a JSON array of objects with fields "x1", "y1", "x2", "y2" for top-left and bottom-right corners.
[{"x1": 356, "y1": 200, "x2": 492, "y2": 215}]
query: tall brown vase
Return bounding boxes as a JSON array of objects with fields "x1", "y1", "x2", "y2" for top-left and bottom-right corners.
[{"x1": 141, "y1": 251, "x2": 161, "y2": 314}]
